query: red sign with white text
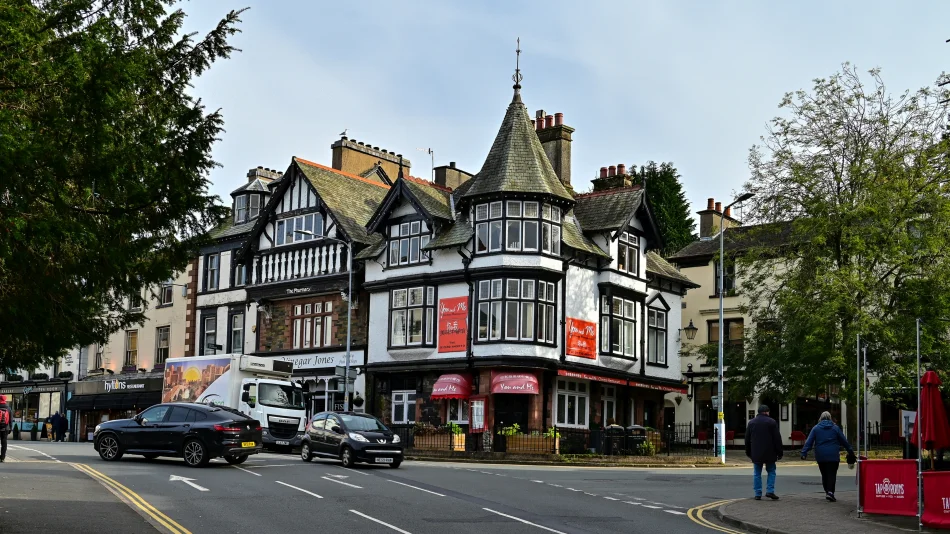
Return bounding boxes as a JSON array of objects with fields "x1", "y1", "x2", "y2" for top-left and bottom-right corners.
[
  {"x1": 923, "y1": 471, "x2": 950, "y2": 528},
  {"x1": 565, "y1": 318, "x2": 597, "y2": 359},
  {"x1": 860, "y1": 460, "x2": 919, "y2": 517},
  {"x1": 438, "y1": 297, "x2": 468, "y2": 353},
  {"x1": 557, "y1": 369, "x2": 627, "y2": 386}
]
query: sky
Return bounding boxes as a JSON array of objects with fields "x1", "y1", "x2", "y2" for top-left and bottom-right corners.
[{"x1": 182, "y1": 1, "x2": 950, "y2": 218}]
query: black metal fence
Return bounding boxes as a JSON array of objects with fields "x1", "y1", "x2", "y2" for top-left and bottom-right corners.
[{"x1": 391, "y1": 423, "x2": 720, "y2": 457}]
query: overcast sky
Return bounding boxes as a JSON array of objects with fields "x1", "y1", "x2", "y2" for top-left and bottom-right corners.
[{"x1": 183, "y1": 1, "x2": 950, "y2": 219}]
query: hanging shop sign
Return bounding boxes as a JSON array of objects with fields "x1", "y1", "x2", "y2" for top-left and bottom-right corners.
[
  {"x1": 565, "y1": 318, "x2": 597, "y2": 359},
  {"x1": 437, "y1": 296, "x2": 468, "y2": 353}
]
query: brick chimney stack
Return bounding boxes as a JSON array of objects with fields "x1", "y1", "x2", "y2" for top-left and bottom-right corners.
[
  {"x1": 535, "y1": 109, "x2": 574, "y2": 192},
  {"x1": 698, "y1": 197, "x2": 742, "y2": 238}
]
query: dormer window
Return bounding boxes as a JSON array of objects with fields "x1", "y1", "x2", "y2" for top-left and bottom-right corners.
[
  {"x1": 249, "y1": 194, "x2": 261, "y2": 220},
  {"x1": 474, "y1": 201, "x2": 561, "y2": 256},
  {"x1": 387, "y1": 220, "x2": 431, "y2": 267},
  {"x1": 617, "y1": 232, "x2": 639, "y2": 275},
  {"x1": 235, "y1": 195, "x2": 247, "y2": 223}
]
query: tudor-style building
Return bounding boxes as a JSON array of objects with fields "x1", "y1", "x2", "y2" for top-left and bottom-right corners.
[{"x1": 357, "y1": 77, "x2": 697, "y2": 434}]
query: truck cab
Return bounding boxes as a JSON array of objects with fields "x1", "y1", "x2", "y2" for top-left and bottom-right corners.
[{"x1": 240, "y1": 378, "x2": 306, "y2": 451}]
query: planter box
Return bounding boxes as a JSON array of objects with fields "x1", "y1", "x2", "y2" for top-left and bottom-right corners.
[
  {"x1": 412, "y1": 434, "x2": 465, "y2": 451},
  {"x1": 505, "y1": 435, "x2": 559, "y2": 455}
]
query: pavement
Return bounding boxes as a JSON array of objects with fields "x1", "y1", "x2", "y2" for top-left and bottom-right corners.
[{"x1": 0, "y1": 441, "x2": 895, "y2": 534}]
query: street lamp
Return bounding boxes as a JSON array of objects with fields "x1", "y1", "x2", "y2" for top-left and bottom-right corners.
[
  {"x1": 295, "y1": 230, "x2": 354, "y2": 411},
  {"x1": 682, "y1": 320, "x2": 698, "y2": 341},
  {"x1": 717, "y1": 191, "x2": 754, "y2": 464}
]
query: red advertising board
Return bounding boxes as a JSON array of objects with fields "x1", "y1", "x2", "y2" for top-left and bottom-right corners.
[
  {"x1": 437, "y1": 296, "x2": 468, "y2": 353},
  {"x1": 860, "y1": 460, "x2": 919, "y2": 517},
  {"x1": 923, "y1": 471, "x2": 950, "y2": 528},
  {"x1": 565, "y1": 317, "x2": 597, "y2": 359},
  {"x1": 557, "y1": 369, "x2": 627, "y2": 386}
]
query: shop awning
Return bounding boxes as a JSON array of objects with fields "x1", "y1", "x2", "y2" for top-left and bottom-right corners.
[
  {"x1": 66, "y1": 391, "x2": 162, "y2": 411},
  {"x1": 491, "y1": 372, "x2": 539, "y2": 395},
  {"x1": 66, "y1": 395, "x2": 96, "y2": 411},
  {"x1": 628, "y1": 380, "x2": 687, "y2": 394},
  {"x1": 430, "y1": 374, "x2": 472, "y2": 399}
]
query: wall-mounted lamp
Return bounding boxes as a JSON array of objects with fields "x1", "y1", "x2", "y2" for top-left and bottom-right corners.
[{"x1": 682, "y1": 320, "x2": 698, "y2": 341}]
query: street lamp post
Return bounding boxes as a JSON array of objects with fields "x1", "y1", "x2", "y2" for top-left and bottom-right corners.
[
  {"x1": 717, "y1": 192, "x2": 753, "y2": 464},
  {"x1": 295, "y1": 231, "x2": 353, "y2": 411}
]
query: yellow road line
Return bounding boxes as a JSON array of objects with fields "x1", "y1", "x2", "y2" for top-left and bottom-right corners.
[
  {"x1": 686, "y1": 499, "x2": 743, "y2": 534},
  {"x1": 72, "y1": 463, "x2": 192, "y2": 534}
]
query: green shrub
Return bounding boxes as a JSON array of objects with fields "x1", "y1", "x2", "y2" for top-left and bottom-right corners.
[
  {"x1": 499, "y1": 423, "x2": 521, "y2": 436},
  {"x1": 446, "y1": 422, "x2": 463, "y2": 435}
]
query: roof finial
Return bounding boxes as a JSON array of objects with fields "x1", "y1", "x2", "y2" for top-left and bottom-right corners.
[{"x1": 512, "y1": 37, "x2": 523, "y2": 100}]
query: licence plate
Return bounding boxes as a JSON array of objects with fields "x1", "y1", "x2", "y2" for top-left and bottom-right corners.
[
  {"x1": 276, "y1": 440, "x2": 289, "y2": 446},
  {"x1": 375, "y1": 457, "x2": 394, "y2": 464},
  {"x1": 241, "y1": 441, "x2": 256, "y2": 448}
]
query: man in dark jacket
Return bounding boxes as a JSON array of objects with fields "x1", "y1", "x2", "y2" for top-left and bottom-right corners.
[
  {"x1": 50, "y1": 411, "x2": 61, "y2": 442},
  {"x1": 746, "y1": 405, "x2": 783, "y2": 500},
  {"x1": 0, "y1": 395, "x2": 11, "y2": 462}
]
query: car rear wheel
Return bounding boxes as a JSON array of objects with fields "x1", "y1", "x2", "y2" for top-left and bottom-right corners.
[
  {"x1": 97, "y1": 435, "x2": 123, "y2": 462},
  {"x1": 340, "y1": 446, "x2": 355, "y2": 468},
  {"x1": 224, "y1": 455, "x2": 247, "y2": 465},
  {"x1": 300, "y1": 442, "x2": 313, "y2": 462},
  {"x1": 142, "y1": 453, "x2": 160, "y2": 460},
  {"x1": 183, "y1": 439, "x2": 210, "y2": 467}
]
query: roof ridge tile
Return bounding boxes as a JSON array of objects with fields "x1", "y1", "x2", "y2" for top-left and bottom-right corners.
[{"x1": 294, "y1": 156, "x2": 391, "y2": 189}]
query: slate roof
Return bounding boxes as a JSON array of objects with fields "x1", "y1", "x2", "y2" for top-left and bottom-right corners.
[
  {"x1": 460, "y1": 92, "x2": 573, "y2": 203},
  {"x1": 403, "y1": 177, "x2": 454, "y2": 221},
  {"x1": 667, "y1": 221, "x2": 796, "y2": 261},
  {"x1": 561, "y1": 212, "x2": 610, "y2": 258},
  {"x1": 294, "y1": 157, "x2": 390, "y2": 245},
  {"x1": 573, "y1": 188, "x2": 644, "y2": 232},
  {"x1": 210, "y1": 219, "x2": 255, "y2": 241},
  {"x1": 646, "y1": 251, "x2": 699, "y2": 288},
  {"x1": 354, "y1": 239, "x2": 388, "y2": 261},
  {"x1": 230, "y1": 178, "x2": 270, "y2": 196},
  {"x1": 423, "y1": 220, "x2": 474, "y2": 251}
]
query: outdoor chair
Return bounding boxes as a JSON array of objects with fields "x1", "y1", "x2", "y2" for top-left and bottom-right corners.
[{"x1": 789, "y1": 430, "x2": 807, "y2": 447}]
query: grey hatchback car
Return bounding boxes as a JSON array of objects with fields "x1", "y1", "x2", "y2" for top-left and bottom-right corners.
[{"x1": 299, "y1": 411, "x2": 403, "y2": 468}]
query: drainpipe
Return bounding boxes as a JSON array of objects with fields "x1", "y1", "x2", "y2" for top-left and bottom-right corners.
[
  {"x1": 560, "y1": 252, "x2": 575, "y2": 364},
  {"x1": 458, "y1": 249, "x2": 474, "y2": 366},
  {"x1": 639, "y1": 295, "x2": 647, "y2": 376}
]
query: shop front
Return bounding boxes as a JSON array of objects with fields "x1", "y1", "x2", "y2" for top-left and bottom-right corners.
[
  {"x1": 276, "y1": 351, "x2": 365, "y2": 419},
  {"x1": 0, "y1": 380, "x2": 69, "y2": 437},
  {"x1": 66, "y1": 374, "x2": 163, "y2": 442}
]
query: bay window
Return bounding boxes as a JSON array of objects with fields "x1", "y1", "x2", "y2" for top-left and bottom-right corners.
[
  {"x1": 390, "y1": 286, "x2": 436, "y2": 347},
  {"x1": 647, "y1": 308, "x2": 667, "y2": 366},
  {"x1": 477, "y1": 278, "x2": 556, "y2": 344},
  {"x1": 249, "y1": 194, "x2": 261, "y2": 220},
  {"x1": 235, "y1": 195, "x2": 248, "y2": 223},
  {"x1": 474, "y1": 200, "x2": 560, "y2": 255},
  {"x1": 388, "y1": 220, "x2": 431, "y2": 267},
  {"x1": 600, "y1": 295, "x2": 636, "y2": 359},
  {"x1": 556, "y1": 379, "x2": 588, "y2": 428}
]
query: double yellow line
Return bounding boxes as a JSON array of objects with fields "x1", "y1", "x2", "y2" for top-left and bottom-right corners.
[
  {"x1": 72, "y1": 463, "x2": 192, "y2": 534},
  {"x1": 686, "y1": 499, "x2": 742, "y2": 533}
]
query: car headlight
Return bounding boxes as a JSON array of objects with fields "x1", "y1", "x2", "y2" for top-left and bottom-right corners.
[
  {"x1": 392, "y1": 434, "x2": 401, "y2": 443},
  {"x1": 94, "y1": 424, "x2": 101, "y2": 434},
  {"x1": 348, "y1": 432, "x2": 368, "y2": 442}
]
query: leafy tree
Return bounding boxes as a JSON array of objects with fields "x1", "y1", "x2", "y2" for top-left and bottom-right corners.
[
  {"x1": 633, "y1": 161, "x2": 696, "y2": 255},
  {"x1": 0, "y1": 1, "x2": 244, "y2": 372},
  {"x1": 731, "y1": 65, "x2": 950, "y2": 439}
]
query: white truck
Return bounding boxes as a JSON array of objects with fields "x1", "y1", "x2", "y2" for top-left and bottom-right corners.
[{"x1": 162, "y1": 354, "x2": 306, "y2": 451}]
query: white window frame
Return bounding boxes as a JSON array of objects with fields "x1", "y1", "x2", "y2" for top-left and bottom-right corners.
[
  {"x1": 124, "y1": 330, "x2": 138, "y2": 367},
  {"x1": 204, "y1": 253, "x2": 219, "y2": 291},
  {"x1": 202, "y1": 316, "x2": 216, "y2": 355},
  {"x1": 276, "y1": 213, "x2": 324, "y2": 246},
  {"x1": 555, "y1": 379, "x2": 589, "y2": 429},
  {"x1": 159, "y1": 281, "x2": 173, "y2": 306},
  {"x1": 618, "y1": 232, "x2": 639, "y2": 275},
  {"x1": 249, "y1": 194, "x2": 261, "y2": 220},
  {"x1": 601, "y1": 385, "x2": 617, "y2": 424},
  {"x1": 155, "y1": 326, "x2": 170, "y2": 364},
  {"x1": 647, "y1": 308, "x2": 667, "y2": 365},
  {"x1": 447, "y1": 398, "x2": 469, "y2": 424},
  {"x1": 391, "y1": 391, "x2": 416, "y2": 424},
  {"x1": 235, "y1": 195, "x2": 248, "y2": 223},
  {"x1": 390, "y1": 287, "x2": 434, "y2": 347},
  {"x1": 230, "y1": 313, "x2": 244, "y2": 354},
  {"x1": 389, "y1": 220, "x2": 430, "y2": 266}
]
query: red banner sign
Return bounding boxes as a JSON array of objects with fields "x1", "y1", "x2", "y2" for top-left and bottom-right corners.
[
  {"x1": 860, "y1": 460, "x2": 919, "y2": 517},
  {"x1": 557, "y1": 369, "x2": 626, "y2": 386},
  {"x1": 438, "y1": 296, "x2": 468, "y2": 353},
  {"x1": 565, "y1": 317, "x2": 597, "y2": 359},
  {"x1": 628, "y1": 380, "x2": 688, "y2": 394},
  {"x1": 923, "y1": 471, "x2": 950, "y2": 528}
]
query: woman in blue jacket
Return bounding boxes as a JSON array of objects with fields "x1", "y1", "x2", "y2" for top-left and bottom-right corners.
[{"x1": 801, "y1": 411, "x2": 855, "y2": 502}]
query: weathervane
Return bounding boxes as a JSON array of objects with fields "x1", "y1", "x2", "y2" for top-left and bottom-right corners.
[{"x1": 512, "y1": 37, "x2": 523, "y2": 93}]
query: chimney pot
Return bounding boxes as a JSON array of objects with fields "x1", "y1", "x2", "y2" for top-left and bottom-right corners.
[
  {"x1": 536, "y1": 119, "x2": 543, "y2": 131},
  {"x1": 724, "y1": 206, "x2": 732, "y2": 218},
  {"x1": 715, "y1": 202, "x2": 722, "y2": 213},
  {"x1": 707, "y1": 198, "x2": 715, "y2": 210},
  {"x1": 617, "y1": 164, "x2": 626, "y2": 175},
  {"x1": 545, "y1": 115, "x2": 554, "y2": 128},
  {"x1": 373, "y1": 146, "x2": 379, "y2": 151},
  {"x1": 449, "y1": 161, "x2": 456, "y2": 168},
  {"x1": 555, "y1": 112, "x2": 564, "y2": 126},
  {"x1": 600, "y1": 167, "x2": 608, "y2": 178},
  {"x1": 608, "y1": 165, "x2": 617, "y2": 177},
  {"x1": 536, "y1": 110, "x2": 545, "y2": 119},
  {"x1": 257, "y1": 166, "x2": 263, "y2": 170}
]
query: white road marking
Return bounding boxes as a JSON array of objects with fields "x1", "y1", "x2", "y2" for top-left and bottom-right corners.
[
  {"x1": 276, "y1": 481, "x2": 323, "y2": 498},
  {"x1": 549, "y1": 484, "x2": 563, "y2": 487},
  {"x1": 10, "y1": 445, "x2": 60, "y2": 463},
  {"x1": 232, "y1": 465, "x2": 262, "y2": 476},
  {"x1": 664, "y1": 510, "x2": 687, "y2": 515},
  {"x1": 640, "y1": 505, "x2": 662, "y2": 509},
  {"x1": 566, "y1": 488, "x2": 583, "y2": 492},
  {"x1": 603, "y1": 497, "x2": 619, "y2": 501},
  {"x1": 629, "y1": 496, "x2": 645, "y2": 500},
  {"x1": 246, "y1": 464, "x2": 294, "y2": 469},
  {"x1": 387, "y1": 480, "x2": 445, "y2": 497},
  {"x1": 583, "y1": 492, "x2": 598, "y2": 496},
  {"x1": 325, "y1": 473, "x2": 349, "y2": 479},
  {"x1": 531, "y1": 480, "x2": 544, "y2": 483},
  {"x1": 169, "y1": 475, "x2": 209, "y2": 492},
  {"x1": 321, "y1": 476, "x2": 362, "y2": 489},
  {"x1": 350, "y1": 510, "x2": 413, "y2": 534},
  {"x1": 338, "y1": 466, "x2": 370, "y2": 476},
  {"x1": 624, "y1": 501, "x2": 641, "y2": 505},
  {"x1": 483, "y1": 508, "x2": 566, "y2": 534}
]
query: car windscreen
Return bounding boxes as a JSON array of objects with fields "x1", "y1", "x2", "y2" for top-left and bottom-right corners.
[
  {"x1": 258, "y1": 383, "x2": 305, "y2": 410},
  {"x1": 341, "y1": 415, "x2": 389, "y2": 432}
]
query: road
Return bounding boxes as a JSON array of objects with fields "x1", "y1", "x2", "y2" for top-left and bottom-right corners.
[{"x1": 1, "y1": 442, "x2": 835, "y2": 534}]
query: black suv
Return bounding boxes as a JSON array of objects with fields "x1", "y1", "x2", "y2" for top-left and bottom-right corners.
[
  {"x1": 94, "y1": 402, "x2": 263, "y2": 467},
  {"x1": 300, "y1": 411, "x2": 403, "y2": 468}
]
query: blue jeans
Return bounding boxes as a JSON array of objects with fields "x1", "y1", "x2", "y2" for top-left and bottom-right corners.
[{"x1": 753, "y1": 462, "x2": 776, "y2": 496}]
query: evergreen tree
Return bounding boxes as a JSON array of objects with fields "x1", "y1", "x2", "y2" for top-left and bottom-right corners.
[
  {"x1": 634, "y1": 162, "x2": 697, "y2": 255},
  {"x1": 0, "y1": 1, "x2": 245, "y2": 371}
]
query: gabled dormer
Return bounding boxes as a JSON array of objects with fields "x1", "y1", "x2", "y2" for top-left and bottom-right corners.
[{"x1": 231, "y1": 166, "x2": 280, "y2": 225}]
